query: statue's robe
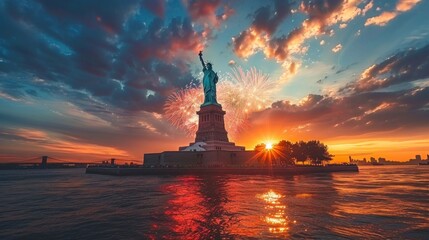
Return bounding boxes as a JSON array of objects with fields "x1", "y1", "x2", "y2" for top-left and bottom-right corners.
[{"x1": 202, "y1": 67, "x2": 218, "y2": 104}]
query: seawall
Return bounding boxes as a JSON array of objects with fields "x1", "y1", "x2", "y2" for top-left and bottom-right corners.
[{"x1": 86, "y1": 165, "x2": 358, "y2": 176}]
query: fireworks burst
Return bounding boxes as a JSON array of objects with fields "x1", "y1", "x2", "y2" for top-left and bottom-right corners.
[
  {"x1": 164, "y1": 87, "x2": 202, "y2": 135},
  {"x1": 164, "y1": 67, "x2": 276, "y2": 139}
]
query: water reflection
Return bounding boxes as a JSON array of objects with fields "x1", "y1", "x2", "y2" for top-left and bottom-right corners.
[
  {"x1": 1, "y1": 167, "x2": 427, "y2": 239},
  {"x1": 328, "y1": 166, "x2": 429, "y2": 239},
  {"x1": 257, "y1": 190, "x2": 288, "y2": 234},
  {"x1": 162, "y1": 176, "x2": 206, "y2": 238},
  {"x1": 160, "y1": 176, "x2": 238, "y2": 239},
  {"x1": 156, "y1": 175, "x2": 339, "y2": 239}
]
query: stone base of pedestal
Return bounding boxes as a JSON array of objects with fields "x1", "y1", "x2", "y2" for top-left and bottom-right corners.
[{"x1": 195, "y1": 104, "x2": 229, "y2": 142}]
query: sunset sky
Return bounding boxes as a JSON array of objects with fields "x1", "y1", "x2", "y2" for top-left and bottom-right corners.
[{"x1": 1, "y1": 0, "x2": 428, "y2": 163}]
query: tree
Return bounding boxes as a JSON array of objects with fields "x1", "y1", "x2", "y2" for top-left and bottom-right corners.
[
  {"x1": 276, "y1": 140, "x2": 294, "y2": 165},
  {"x1": 253, "y1": 140, "x2": 334, "y2": 166},
  {"x1": 306, "y1": 140, "x2": 333, "y2": 165},
  {"x1": 254, "y1": 143, "x2": 266, "y2": 152},
  {"x1": 292, "y1": 141, "x2": 308, "y2": 165}
]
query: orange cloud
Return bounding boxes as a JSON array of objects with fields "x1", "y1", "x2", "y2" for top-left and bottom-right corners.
[
  {"x1": 365, "y1": 0, "x2": 421, "y2": 26},
  {"x1": 237, "y1": 87, "x2": 429, "y2": 162},
  {"x1": 1, "y1": 128, "x2": 130, "y2": 160},
  {"x1": 362, "y1": 0, "x2": 373, "y2": 15},
  {"x1": 365, "y1": 11, "x2": 397, "y2": 26},
  {"x1": 332, "y1": 44, "x2": 343, "y2": 53},
  {"x1": 232, "y1": 28, "x2": 270, "y2": 59},
  {"x1": 43, "y1": 140, "x2": 129, "y2": 156},
  {"x1": 233, "y1": 0, "x2": 364, "y2": 81},
  {"x1": 396, "y1": 0, "x2": 421, "y2": 12},
  {"x1": 15, "y1": 128, "x2": 48, "y2": 141}
]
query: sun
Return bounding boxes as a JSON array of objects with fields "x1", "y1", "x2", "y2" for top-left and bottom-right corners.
[{"x1": 265, "y1": 142, "x2": 273, "y2": 150}]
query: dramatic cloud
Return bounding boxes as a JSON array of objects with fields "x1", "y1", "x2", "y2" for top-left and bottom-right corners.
[
  {"x1": 37, "y1": 0, "x2": 142, "y2": 33},
  {"x1": 266, "y1": 0, "x2": 362, "y2": 60},
  {"x1": 0, "y1": 0, "x2": 212, "y2": 160},
  {"x1": 365, "y1": 0, "x2": 421, "y2": 26},
  {"x1": 1, "y1": 0, "x2": 427, "y2": 162},
  {"x1": 0, "y1": 0, "x2": 206, "y2": 113},
  {"x1": 0, "y1": 90, "x2": 187, "y2": 161},
  {"x1": 249, "y1": 87, "x2": 429, "y2": 140},
  {"x1": 232, "y1": 0, "x2": 293, "y2": 59},
  {"x1": 232, "y1": 0, "x2": 364, "y2": 79},
  {"x1": 345, "y1": 43, "x2": 429, "y2": 92},
  {"x1": 0, "y1": 127, "x2": 130, "y2": 159}
]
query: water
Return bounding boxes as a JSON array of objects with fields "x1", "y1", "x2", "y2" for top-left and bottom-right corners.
[{"x1": 1, "y1": 166, "x2": 428, "y2": 239}]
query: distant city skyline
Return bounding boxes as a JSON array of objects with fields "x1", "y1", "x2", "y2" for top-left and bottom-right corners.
[
  {"x1": 349, "y1": 153, "x2": 429, "y2": 165},
  {"x1": 0, "y1": 0, "x2": 428, "y2": 162}
]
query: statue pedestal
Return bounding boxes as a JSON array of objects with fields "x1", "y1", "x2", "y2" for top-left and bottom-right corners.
[
  {"x1": 180, "y1": 104, "x2": 245, "y2": 151},
  {"x1": 195, "y1": 104, "x2": 228, "y2": 142}
]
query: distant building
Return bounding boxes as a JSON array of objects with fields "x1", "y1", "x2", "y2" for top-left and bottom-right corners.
[
  {"x1": 408, "y1": 154, "x2": 425, "y2": 164},
  {"x1": 348, "y1": 156, "x2": 370, "y2": 165}
]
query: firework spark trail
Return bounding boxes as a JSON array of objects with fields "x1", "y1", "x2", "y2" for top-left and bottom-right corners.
[
  {"x1": 164, "y1": 87, "x2": 202, "y2": 135},
  {"x1": 223, "y1": 67, "x2": 276, "y2": 112},
  {"x1": 164, "y1": 67, "x2": 276, "y2": 139}
]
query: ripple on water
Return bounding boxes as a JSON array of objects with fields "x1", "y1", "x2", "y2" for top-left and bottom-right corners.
[{"x1": 0, "y1": 166, "x2": 428, "y2": 239}]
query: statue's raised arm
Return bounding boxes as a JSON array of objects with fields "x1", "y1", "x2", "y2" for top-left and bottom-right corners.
[{"x1": 199, "y1": 51, "x2": 206, "y2": 69}]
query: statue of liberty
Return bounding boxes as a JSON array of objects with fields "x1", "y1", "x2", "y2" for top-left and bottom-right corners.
[{"x1": 199, "y1": 51, "x2": 219, "y2": 106}]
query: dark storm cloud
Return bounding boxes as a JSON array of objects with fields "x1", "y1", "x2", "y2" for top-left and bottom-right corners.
[
  {"x1": 0, "y1": 0, "x2": 204, "y2": 113},
  {"x1": 251, "y1": 0, "x2": 293, "y2": 35},
  {"x1": 37, "y1": 0, "x2": 141, "y2": 33},
  {"x1": 345, "y1": 43, "x2": 429, "y2": 93}
]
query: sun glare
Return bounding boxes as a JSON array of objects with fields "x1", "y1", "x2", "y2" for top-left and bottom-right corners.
[{"x1": 266, "y1": 142, "x2": 273, "y2": 150}]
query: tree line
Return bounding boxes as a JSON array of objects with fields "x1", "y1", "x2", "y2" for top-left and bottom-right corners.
[{"x1": 254, "y1": 140, "x2": 333, "y2": 165}]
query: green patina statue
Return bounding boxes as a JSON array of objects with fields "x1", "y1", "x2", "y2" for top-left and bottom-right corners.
[{"x1": 199, "y1": 51, "x2": 220, "y2": 106}]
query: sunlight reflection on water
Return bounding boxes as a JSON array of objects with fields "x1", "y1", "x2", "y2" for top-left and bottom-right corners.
[
  {"x1": 257, "y1": 190, "x2": 289, "y2": 234},
  {"x1": 0, "y1": 166, "x2": 428, "y2": 239}
]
